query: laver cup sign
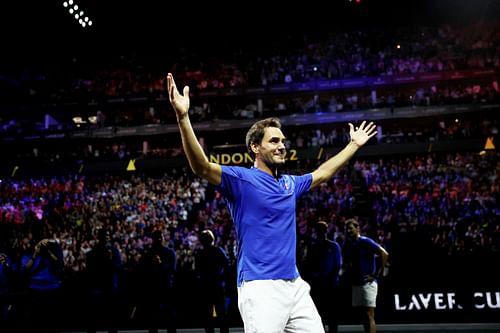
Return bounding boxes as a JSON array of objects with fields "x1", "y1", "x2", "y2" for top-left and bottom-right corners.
[{"x1": 394, "y1": 291, "x2": 500, "y2": 311}]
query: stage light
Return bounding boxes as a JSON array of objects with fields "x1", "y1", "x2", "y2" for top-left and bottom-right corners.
[{"x1": 62, "y1": 1, "x2": 94, "y2": 29}]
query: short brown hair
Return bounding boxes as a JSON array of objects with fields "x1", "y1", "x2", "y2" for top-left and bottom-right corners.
[
  {"x1": 345, "y1": 219, "x2": 359, "y2": 229},
  {"x1": 316, "y1": 221, "x2": 328, "y2": 233},
  {"x1": 245, "y1": 117, "x2": 282, "y2": 158}
]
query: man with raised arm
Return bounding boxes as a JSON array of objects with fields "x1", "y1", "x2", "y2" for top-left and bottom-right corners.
[{"x1": 167, "y1": 72, "x2": 377, "y2": 333}]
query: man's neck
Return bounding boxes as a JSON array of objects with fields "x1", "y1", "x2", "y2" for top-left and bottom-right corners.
[{"x1": 254, "y1": 161, "x2": 279, "y2": 178}]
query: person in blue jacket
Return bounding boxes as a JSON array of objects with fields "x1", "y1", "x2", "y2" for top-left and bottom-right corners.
[
  {"x1": 305, "y1": 221, "x2": 343, "y2": 333},
  {"x1": 167, "y1": 73, "x2": 377, "y2": 333},
  {"x1": 22, "y1": 238, "x2": 64, "y2": 332}
]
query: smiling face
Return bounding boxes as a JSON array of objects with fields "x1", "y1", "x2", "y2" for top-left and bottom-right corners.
[
  {"x1": 253, "y1": 126, "x2": 287, "y2": 168},
  {"x1": 345, "y1": 220, "x2": 360, "y2": 240}
]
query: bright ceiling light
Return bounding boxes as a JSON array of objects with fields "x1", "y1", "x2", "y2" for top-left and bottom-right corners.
[{"x1": 62, "y1": 0, "x2": 94, "y2": 29}]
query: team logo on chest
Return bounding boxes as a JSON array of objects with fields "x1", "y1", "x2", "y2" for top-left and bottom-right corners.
[{"x1": 282, "y1": 178, "x2": 290, "y2": 191}]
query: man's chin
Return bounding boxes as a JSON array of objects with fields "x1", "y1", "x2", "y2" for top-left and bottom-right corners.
[{"x1": 267, "y1": 159, "x2": 286, "y2": 168}]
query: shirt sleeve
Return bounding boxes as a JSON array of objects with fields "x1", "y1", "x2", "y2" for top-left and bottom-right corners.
[
  {"x1": 215, "y1": 165, "x2": 243, "y2": 201},
  {"x1": 292, "y1": 173, "x2": 313, "y2": 197}
]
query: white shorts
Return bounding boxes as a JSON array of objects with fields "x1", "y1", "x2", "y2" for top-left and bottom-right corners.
[
  {"x1": 238, "y1": 277, "x2": 325, "y2": 333},
  {"x1": 352, "y1": 281, "x2": 378, "y2": 308}
]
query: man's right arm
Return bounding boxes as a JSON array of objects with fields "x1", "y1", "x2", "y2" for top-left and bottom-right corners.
[
  {"x1": 167, "y1": 73, "x2": 221, "y2": 185},
  {"x1": 177, "y1": 115, "x2": 221, "y2": 185}
]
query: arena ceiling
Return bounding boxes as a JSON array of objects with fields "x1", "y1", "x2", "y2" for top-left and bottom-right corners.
[{"x1": 1, "y1": 0, "x2": 498, "y2": 53}]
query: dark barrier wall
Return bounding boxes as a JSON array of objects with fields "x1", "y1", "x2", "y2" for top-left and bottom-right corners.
[{"x1": 374, "y1": 251, "x2": 500, "y2": 324}]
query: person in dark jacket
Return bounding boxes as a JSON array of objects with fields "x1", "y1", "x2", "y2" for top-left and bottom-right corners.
[
  {"x1": 86, "y1": 228, "x2": 122, "y2": 333},
  {"x1": 140, "y1": 229, "x2": 177, "y2": 333},
  {"x1": 306, "y1": 221, "x2": 343, "y2": 333},
  {"x1": 195, "y1": 229, "x2": 230, "y2": 333}
]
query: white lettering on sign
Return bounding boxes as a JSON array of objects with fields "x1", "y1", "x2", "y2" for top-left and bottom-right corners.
[
  {"x1": 474, "y1": 292, "x2": 500, "y2": 309},
  {"x1": 394, "y1": 293, "x2": 463, "y2": 310},
  {"x1": 395, "y1": 292, "x2": 500, "y2": 311}
]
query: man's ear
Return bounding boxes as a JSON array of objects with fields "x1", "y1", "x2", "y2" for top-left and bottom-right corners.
[{"x1": 250, "y1": 142, "x2": 259, "y2": 154}]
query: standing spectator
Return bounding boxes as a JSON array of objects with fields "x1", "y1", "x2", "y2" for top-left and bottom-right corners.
[
  {"x1": 21, "y1": 238, "x2": 64, "y2": 332},
  {"x1": 0, "y1": 252, "x2": 10, "y2": 325},
  {"x1": 139, "y1": 229, "x2": 177, "y2": 333},
  {"x1": 305, "y1": 221, "x2": 343, "y2": 333},
  {"x1": 343, "y1": 219, "x2": 389, "y2": 333},
  {"x1": 85, "y1": 228, "x2": 122, "y2": 333},
  {"x1": 195, "y1": 229, "x2": 230, "y2": 333}
]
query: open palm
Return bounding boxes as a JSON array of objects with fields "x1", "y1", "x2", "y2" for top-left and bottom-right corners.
[
  {"x1": 349, "y1": 121, "x2": 377, "y2": 147},
  {"x1": 167, "y1": 73, "x2": 190, "y2": 118}
]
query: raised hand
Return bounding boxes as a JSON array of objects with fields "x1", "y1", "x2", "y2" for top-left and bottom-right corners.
[
  {"x1": 348, "y1": 121, "x2": 377, "y2": 147},
  {"x1": 34, "y1": 239, "x2": 48, "y2": 255},
  {"x1": 167, "y1": 73, "x2": 190, "y2": 119}
]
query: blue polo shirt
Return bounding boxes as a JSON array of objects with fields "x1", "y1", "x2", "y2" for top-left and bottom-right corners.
[
  {"x1": 216, "y1": 166, "x2": 312, "y2": 286},
  {"x1": 344, "y1": 236, "x2": 382, "y2": 286}
]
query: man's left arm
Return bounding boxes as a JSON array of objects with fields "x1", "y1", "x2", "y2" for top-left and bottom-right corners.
[
  {"x1": 376, "y1": 246, "x2": 389, "y2": 279},
  {"x1": 311, "y1": 121, "x2": 376, "y2": 189}
]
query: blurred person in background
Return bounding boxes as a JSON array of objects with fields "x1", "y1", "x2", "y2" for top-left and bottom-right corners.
[
  {"x1": 139, "y1": 229, "x2": 177, "y2": 333},
  {"x1": 195, "y1": 229, "x2": 230, "y2": 333},
  {"x1": 22, "y1": 238, "x2": 64, "y2": 332},
  {"x1": 305, "y1": 221, "x2": 343, "y2": 333},
  {"x1": 343, "y1": 219, "x2": 389, "y2": 333},
  {"x1": 0, "y1": 251, "x2": 10, "y2": 325},
  {"x1": 85, "y1": 228, "x2": 122, "y2": 333}
]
